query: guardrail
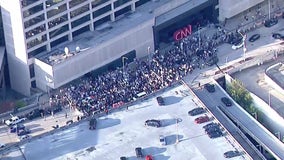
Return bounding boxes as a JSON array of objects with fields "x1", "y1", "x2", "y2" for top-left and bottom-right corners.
[{"x1": 181, "y1": 79, "x2": 254, "y2": 160}]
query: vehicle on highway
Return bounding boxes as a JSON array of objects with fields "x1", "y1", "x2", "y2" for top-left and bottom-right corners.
[
  {"x1": 206, "y1": 56, "x2": 218, "y2": 66},
  {"x1": 264, "y1": 18, "x2": 278, "y2": 27},
  {"x1": 145, "y1": 119, "x2": 161, "y2": 127},
  {"x1": 17, "y1": 128, "x2": 31, "y2": 136},
  {"x1": 248, "y1": 34, "x2": 260, "y2": 42},
  {"x1": 145, "y1": 155, "x2": 153, "y2": 160},
  {"x1": 156, "y1": 96, "x2": 165, "y2": 106},
  {"x1": 231, "y1": 41, "x2": 244, "y2": 50},
  {"x1": 223, "y1": 150, "x2": 241, "y2": 158},
  {"x1": 194, "y1": 115, "x2": 210, "y2": 124},
  {"x1": 159, "y1": 135, "x2": 166, "y2": 145},
  {"x1": 272, "y1": 33, "x2": 284, "y2": 40},
  {"x1": 19, "y1": 134, "x2": 31, "y2": 141},
  {"x1": 188, "y1": 107, "x2": 206, "y2": 116},
  {"x1": 5, "y1": 116, "x2": 26, "y2": 126},
  {"x1": 10, "y1": 124, "x2": 25, "y2": 133},
  {"x1": 204, "y1": 83, "x2": 215, "y2": 93},
  {"x1": 135, "y1": 147, "x2": 143, "y2": 158},
  {"x1": 221, "y1": 97, "x2": 232, "y2": 106}
]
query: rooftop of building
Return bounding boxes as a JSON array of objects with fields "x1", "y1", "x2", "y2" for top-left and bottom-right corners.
[{"x1": 36, "y1": 0, "x2": 172, "y2": 65}]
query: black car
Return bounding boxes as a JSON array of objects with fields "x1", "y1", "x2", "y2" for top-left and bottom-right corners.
[
  {"x1": 224, "y1": 150, "x2": 241, "y2": 158},
  {"x1": 17, "y1": 129, "x2": 31, "y2": 136},
  {"x1": 272, "y1": 33, "x2": 284, "y2": 40},
  {"x1": 156, "y1": 96, "x2": 165, "y2": 106},
  {"x1": 248, "y1": 34, "x2": 260, "y2": 42},
  {"x1": 135, "y1": 147, "x2": 143, "y2": 158},
  {"x1": 120, "y1": 156, "x2": 127, "y2": 160},
  {"x1": 188, "y1": 107, "x2": 206, "y2": 116},
  {"x1": 205, "y1": 126, "x2": 222, "y2": 134},
  {"x1": 264, "y1": 18, "x2": 278, "y2": 27},
  {"x1": 145, "y1": 119, "x2": 161, "y2": 127},
  {"x1": 10, "y1": 124, "x2": 25, "y2": 133},
  {"x1": 208, "y1": 130, "x2": 223, "y2": 138},
  {"x1": 206, "y1": 56, "x2": 218, "y2": 66},
  {"x1": 221, "y1": 97, "x2": 232, "y2": 106},
  {"x1": 27, "y1": 108, "x2": 44, "y2": 120},
  {"x1": 204, "y1": 84, "x2": 215, "y2": 93},
  {"x1": 203, "y1": 122, "x2": 219, "y2": 129}
]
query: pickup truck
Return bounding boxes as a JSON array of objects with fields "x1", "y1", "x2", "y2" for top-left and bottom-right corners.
[{"x1": 5, "y1": 116, "x2": 26, "y2": 126}]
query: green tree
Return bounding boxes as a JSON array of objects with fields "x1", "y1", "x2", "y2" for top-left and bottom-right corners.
[{"x1": 227, "y1": 79, "x2": 255, "y2": 113}]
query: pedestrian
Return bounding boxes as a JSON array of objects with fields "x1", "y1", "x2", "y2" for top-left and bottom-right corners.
[
  {"x1": 65, "y1": 113, "x2": 67, "y2": 118},
  {"x1": 77, "y1": 116, "x2": 80, "y2": 121}
]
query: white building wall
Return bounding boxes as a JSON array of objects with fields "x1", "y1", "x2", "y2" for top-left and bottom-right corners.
[
  {"x1": 35, "y1": 19, "x2": 154, "y2": 90},
  {"x1": 1, "y1": 0, "x2": 31, "y2": 96},
  {"x1": 219, "y1": 0, "x2": 264, "y2": 21}
]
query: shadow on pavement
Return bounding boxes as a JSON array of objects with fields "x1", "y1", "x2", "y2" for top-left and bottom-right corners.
[
  {"x1": 96, "y1": 118, "x2": 121, "y2": 129},
  {"x1": 164, "y1": 96, "x2": 183, "y2": 105},
  {"x1": 143, "y1": 146, "x2": 167, "y2": 155},
  {"x1": 165, "y1": 134, "x2": 184, "y2": 145}
]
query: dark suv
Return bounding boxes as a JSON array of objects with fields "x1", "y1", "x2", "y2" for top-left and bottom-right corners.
[
  {"x1": 145, "y1": 119, "x2": 161, "y2": 127},
  {"x1": 156, "y1": 96, "x2": 165, "y2": 106},
  {"x1": 135, "y1": 147, "x2": 143, "y2": 158}
]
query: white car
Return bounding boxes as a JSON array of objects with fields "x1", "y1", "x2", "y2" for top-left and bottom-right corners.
[
  {"x1": 0, "y1": 143, "x2": 6, "y2": 148},
  {"x1": 19, "y1": 135, "x2": 31, "y2": 141},
  {"x1": 159, "y1": 135, "x2": 166, "y2": 145},
  {"x1": 231, "y1": 42, "x2": 244, "y2": 50},
  {"x1": 5, "y1": 116, "x2": 26, "y2": 126}
]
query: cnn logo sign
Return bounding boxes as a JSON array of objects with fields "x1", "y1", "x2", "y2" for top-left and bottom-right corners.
[{"x1": 173, "y1": 25, "x2": 192, "y2": 41}]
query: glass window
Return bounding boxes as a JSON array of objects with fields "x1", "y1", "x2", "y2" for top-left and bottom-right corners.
[
  {"x1": 25, "y1": 24, "x2": 46, "y2": 39},
  {"x1": 29, "y1": 64, "x2": 35, "y2": 78},
  {"x1": 135, "y1": 0, "x2": 151, "y2": 8},
  {"x1": 92, "y1": 4, "x2": 111, "y2": 18},
  {"x1": 49, "y1": 24, "x2": 69, "y2": 38},
  {"x1": 114, "y1": 5, "x2": 131, "y2": 18},
  {"x1": 28, "y1": 46, "x2": 47, "y2": 58},
  {"x1": 70, "y1": 4, "x2": 89, "y2": 18},
  {"x1": 91, "y1": 0, "x2": 109, "y2": 8},
  {"x1": 94, "y1": 15, "x2": 110, "y2": 27},
  {"x1": 50, "y1": 35, "x2": 68, "y2": 48},
  {"x1": 72, "y1": 25, "x2": 90, "y2": 38},
  {"x1": 24, "y1": 14, "x2": 45, "y2": 28},
  {"x1": 69, "y1": 0, "x2": 88, "y2": 8},
  {"x1": 46, "y1": 0, "x2": 64, "y2": 8},
  {"x1": 23, "y1": 3, "x2": 44, "y2": 18},
  {"x1": 114, "y1": 0, "x2": 131, "y2": 8},
  {"x1": 21, "y1": 0, "x2": 38, "y2": 8},
  {"x1": 48, "y1": 14, "x2": 68, "y2": 29},
  {"x1": 71, "y1": 15, "x2": 90, "y2": 28},
  {"x1": 27, "y1": 35, "x2": 47, "y2": 49},
  {"x1": 47, "y1": 4, "x2": 67, "y2": 18}
]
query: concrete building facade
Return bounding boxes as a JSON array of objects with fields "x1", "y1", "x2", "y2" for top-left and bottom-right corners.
[{"x1": 0, "y1": 0, "x2": 275, "y2": 96}]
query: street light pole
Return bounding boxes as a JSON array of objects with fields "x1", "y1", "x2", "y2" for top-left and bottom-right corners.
[
  {"x1": 198, "y1": 27, "x2": 202, "y2": 49},
  {"x1": 268, "y1": 0, "x2": 271, "y2": 20},
  {"x1": 147, "y1": 46, "x2": 151, "y2": 65},
  {"x1": 122, "y1": 56, "x2": 128, "y2": 81},
  {"x1": 238, "y1": 30, "x2": 247, "y2": 61}
]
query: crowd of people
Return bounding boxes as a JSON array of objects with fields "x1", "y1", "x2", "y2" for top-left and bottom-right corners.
[{"x1": 48, "y1": 22, "x2": 240, "y2": 116}]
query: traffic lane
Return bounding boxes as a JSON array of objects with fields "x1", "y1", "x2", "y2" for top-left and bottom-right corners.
[
  {"x1": 0, "y1": 110, "x2": 77, "y2": 145},
  {"x1": 224, "y1": 101, "x2": 284, "y2": 159},
  {"x1": 231, "y1": 56, "x2": 284, "y2": 116},
  {"x1": 192, "y1": 88, "x2": 262, "y2": 160}
]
